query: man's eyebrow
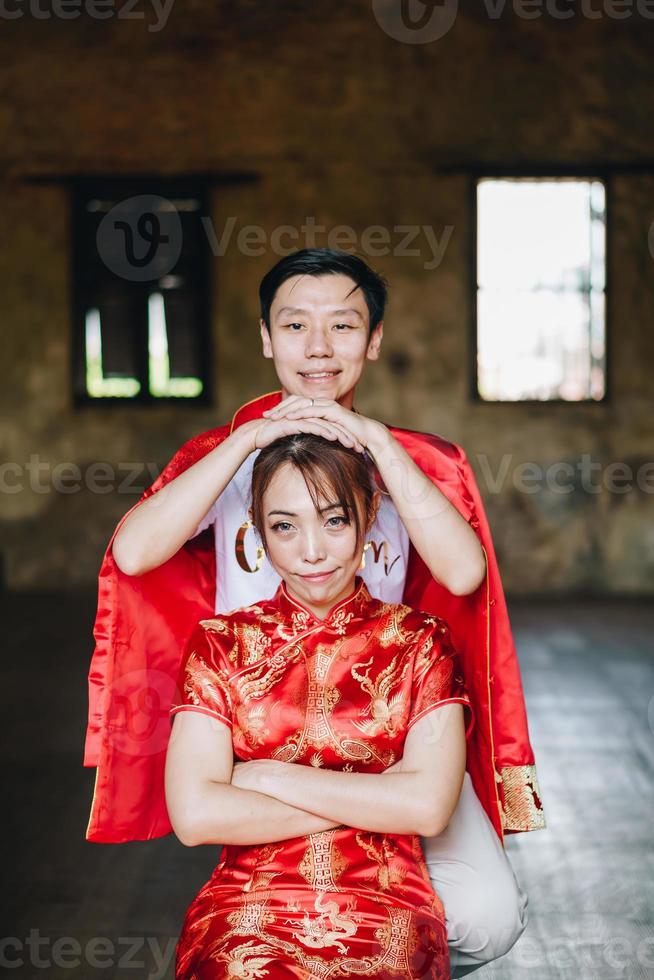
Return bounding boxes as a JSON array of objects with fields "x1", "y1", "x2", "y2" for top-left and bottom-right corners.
[
  {"x1": 274, "y1": 306, "x2": 364, "y2": 321},
  {"x1": 332, "y1": 308, "x2": 364, "y2": 320},
  {"x1": 275, "y1": 307, "x2": 307, "y2": 318}
]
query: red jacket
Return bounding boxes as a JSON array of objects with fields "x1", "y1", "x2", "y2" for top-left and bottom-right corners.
[{"x1": 84, "y1": 391, "x2": 545, "y2": 844}]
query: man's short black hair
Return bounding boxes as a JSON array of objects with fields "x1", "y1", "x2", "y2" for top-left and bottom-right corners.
[{"x1": 259, "y1": 248, "x2": 388, "y2": 334}]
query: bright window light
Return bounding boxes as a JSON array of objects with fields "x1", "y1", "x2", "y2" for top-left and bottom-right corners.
[
  {"x1": 476, "y1": 178, "x2": 607, "y2": 401},
  {"x1": 85, "y1": 308, "x2": 141, "y2": 398},
  {"x1": 147, "y1": 292, "x2": 203, "y2": 398}
]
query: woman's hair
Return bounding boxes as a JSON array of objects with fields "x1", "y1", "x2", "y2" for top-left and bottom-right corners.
[
  {"x1": 251, "y1": 433, "x2": 377, "y2": 556},
  {"x1": 258, "y1": 248, "x2": 388, "y2": 335}
]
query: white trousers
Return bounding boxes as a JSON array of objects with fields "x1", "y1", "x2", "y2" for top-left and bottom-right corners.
[{"x1": 420, "y1": 773, "x2": 529, "y2": 977}]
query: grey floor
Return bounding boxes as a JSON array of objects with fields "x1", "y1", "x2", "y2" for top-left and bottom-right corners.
[{"x1": 4, "y1": 592, "x2": 653, "y2": 979}]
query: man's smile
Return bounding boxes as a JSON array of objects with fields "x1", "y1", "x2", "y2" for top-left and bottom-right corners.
[{"x1": 298, "y1": 369, "x2": 342, "y2": 381}]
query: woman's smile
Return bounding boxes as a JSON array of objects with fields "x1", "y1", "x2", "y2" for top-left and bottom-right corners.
[{"x1": 297, "y1": 569, "x2": 337, "y2": 582}]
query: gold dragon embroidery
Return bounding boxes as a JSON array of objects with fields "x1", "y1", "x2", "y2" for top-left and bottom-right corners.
[
  {"x1": 355, "y1": 832, "x2": 408, "y2": 893},
  {"x1": 286, "y1": 893, "x2": 363, "y2": 954},
  {"x1": 350, "y1": 653, "x2": 411, "y2": 739}
]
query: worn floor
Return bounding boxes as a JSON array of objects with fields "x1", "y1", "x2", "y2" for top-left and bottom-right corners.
[{"x1": 4, "y1": 592, "x2": 653, "y2": 979}]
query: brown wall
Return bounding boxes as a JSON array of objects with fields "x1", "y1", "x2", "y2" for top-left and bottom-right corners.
[{"x1": 1, "y1": 1, "x2": 653, "y2": 593}]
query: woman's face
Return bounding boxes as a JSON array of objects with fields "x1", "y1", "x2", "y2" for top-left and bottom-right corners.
[{"x1": 260, "y1": 462, "x2": 377, "y2": 619}]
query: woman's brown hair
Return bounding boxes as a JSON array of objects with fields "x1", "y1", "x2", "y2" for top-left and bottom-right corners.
[{"x1": 250, "y1": 434, "x2": 377, "y2": 556}]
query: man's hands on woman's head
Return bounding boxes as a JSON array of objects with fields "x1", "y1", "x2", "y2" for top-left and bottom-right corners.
[
  {"x1": 243, "y1": 409, "x2": 366, "y2": 455},
  {"x1": 262, "y1": 397, "x2": 389, "y2": 456}
]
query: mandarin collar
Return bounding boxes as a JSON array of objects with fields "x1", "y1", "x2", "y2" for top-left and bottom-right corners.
[
  {"x1": 229, "y1": 390, "x2": 283, "y2": 433},
  {"x1": 274, "y1": 576, "x2": 372, "y2": 627}
]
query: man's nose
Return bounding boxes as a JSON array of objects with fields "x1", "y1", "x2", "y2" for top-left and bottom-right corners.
[{"x1": 305, "y1": 326, "x2": 333, "y2": 357}]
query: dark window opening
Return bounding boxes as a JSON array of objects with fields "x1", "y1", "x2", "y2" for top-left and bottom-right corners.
[{"x1": 72, "y1": 178, "x2": 212, "y2": 405}]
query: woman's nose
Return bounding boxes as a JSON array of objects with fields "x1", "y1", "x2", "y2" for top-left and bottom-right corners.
[{"x1": 302, "y1": 533, "x2": 327, "y2": 564}]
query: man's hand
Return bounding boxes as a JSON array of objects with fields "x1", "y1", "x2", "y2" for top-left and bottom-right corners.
[
  {"x1": 243, "y1": 411, "x2": 366, "y2": 455},
  {"x1": 262, "y1": 397, "x2": 389, "y2": 456}
]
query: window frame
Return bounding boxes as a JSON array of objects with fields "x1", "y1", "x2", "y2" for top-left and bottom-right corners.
[
  {"x1": 71, "y1": 175, "x2": 213, "y2": 408},
  {"x1": 468, "y1": 168, "x2": 612, "y2": 405}
]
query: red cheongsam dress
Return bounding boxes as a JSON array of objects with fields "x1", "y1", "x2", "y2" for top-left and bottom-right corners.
[{"x1": 169, "y1": 577, "x2": 474, "y2": 980}]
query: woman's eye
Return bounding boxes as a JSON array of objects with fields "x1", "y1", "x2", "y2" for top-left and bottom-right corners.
[
  {"x1": 326, "y1": 515, "x2": 348, "y2": 528},
  {"x1": 271, "y1": 521, "x2": 293, "y2": 533}
]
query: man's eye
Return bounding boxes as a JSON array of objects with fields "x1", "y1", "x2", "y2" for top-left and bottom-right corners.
[
  {"x1": 333, "y1": 323, "x2": 353, "y2": 330},
  {"x1": 286, "y1": 323, "x2": 304, "y2": 331}
]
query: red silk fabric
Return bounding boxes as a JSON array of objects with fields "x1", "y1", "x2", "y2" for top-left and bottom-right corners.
[{"x1": 169, "y1": 578, "x2": 472, "y2": 979}]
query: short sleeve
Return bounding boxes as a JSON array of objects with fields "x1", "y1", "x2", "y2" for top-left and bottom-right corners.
[
  {"x1": 407, "y1": 620, "x2": 475, "y2": 739},
  {"x1": 169, "y1": 621, "x2": 233, "y2": 730}
]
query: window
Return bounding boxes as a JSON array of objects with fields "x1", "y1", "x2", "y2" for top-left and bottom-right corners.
[
  {"x1": 474, "y1": 177, "x2": 607, "y2": 402},
  {"x1": 72, "y1": 177, "x2": 212, "y2": 404}
]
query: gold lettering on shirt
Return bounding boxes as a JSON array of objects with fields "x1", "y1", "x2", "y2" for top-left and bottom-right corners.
[
  {"x1": 235, "y1": 520, "x2": 266, "y2": 574},
  {"x1": 361, "y1": 540, "x2": 401, "y2": 576}
]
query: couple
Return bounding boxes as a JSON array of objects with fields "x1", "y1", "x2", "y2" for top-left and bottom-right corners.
[{"x1": 83, "y1": 249, "x2": 545, "y2": 977}]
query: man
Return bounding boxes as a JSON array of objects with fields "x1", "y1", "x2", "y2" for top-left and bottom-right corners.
[{"x1": 84, "y1": 249, "x2": 544, "y2": 976}]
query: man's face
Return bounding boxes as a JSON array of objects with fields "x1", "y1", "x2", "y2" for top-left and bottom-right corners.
[{"x1": 260, "y1": 273, "x2": 383, "y2": 409}]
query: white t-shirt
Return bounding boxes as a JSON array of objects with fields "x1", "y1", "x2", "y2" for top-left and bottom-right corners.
[{"x1": 190, "y1": 449, "x2": 410, "y2": 614}]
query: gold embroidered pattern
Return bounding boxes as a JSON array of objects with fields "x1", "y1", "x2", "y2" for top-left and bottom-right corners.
[
  {"x1": 499, "y1": 763, "x2": 546, "y2": 832},
  {"x1": 239, "y1": 703, "x2": 270, "y2": 748},
  {"x1": 350, "y1": 653, "x2": 411, "y2": 739},
  {"x1": 377, "y1": 605, "x2": 419, "y2": 649},
  {"x1": 329, "y1": 608, "x2": 355, "y2": 635},
  {"x1": 182, "y1": 651, "x2": 232, "y2": 716},
  {"x1": 199, "y1": 616, "x2": 240, "y2": 667},
  {"x1": 305, "y1": 652, "x2": 338, "y2": 748},
  {"x1": 374, "y1": 907, "x2": 414, "y2": 973},
  {"x1": 355, "y1": 832, "x2": 407, "y2": 893},
  {"x1": 225, "y1": 898, "x2": 276, "y2": 936},
  {"x1": 212, "y1": 939, "x2": 281, "y2": 976},
  {"x1": 240, "y1": 623, "x2": 273, "y2": 666},
  {"x1": 277, "y1": 609, "x2": 313, "y2": 641},
  {"x1": 290, "y1": 893, "x2": 363, "y2": 953},
  {"x1": 298, "y1": 831, "x2": 347, "y2": 891}
]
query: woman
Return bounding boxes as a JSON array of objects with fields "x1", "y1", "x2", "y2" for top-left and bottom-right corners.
[{"x1": 165, "y1": 432, "x2": 474, "y2": 979}]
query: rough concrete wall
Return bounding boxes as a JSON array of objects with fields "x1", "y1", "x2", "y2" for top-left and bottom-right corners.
[{"x1": 1, "y1": 1, "x2": 653, "y2": 593}]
